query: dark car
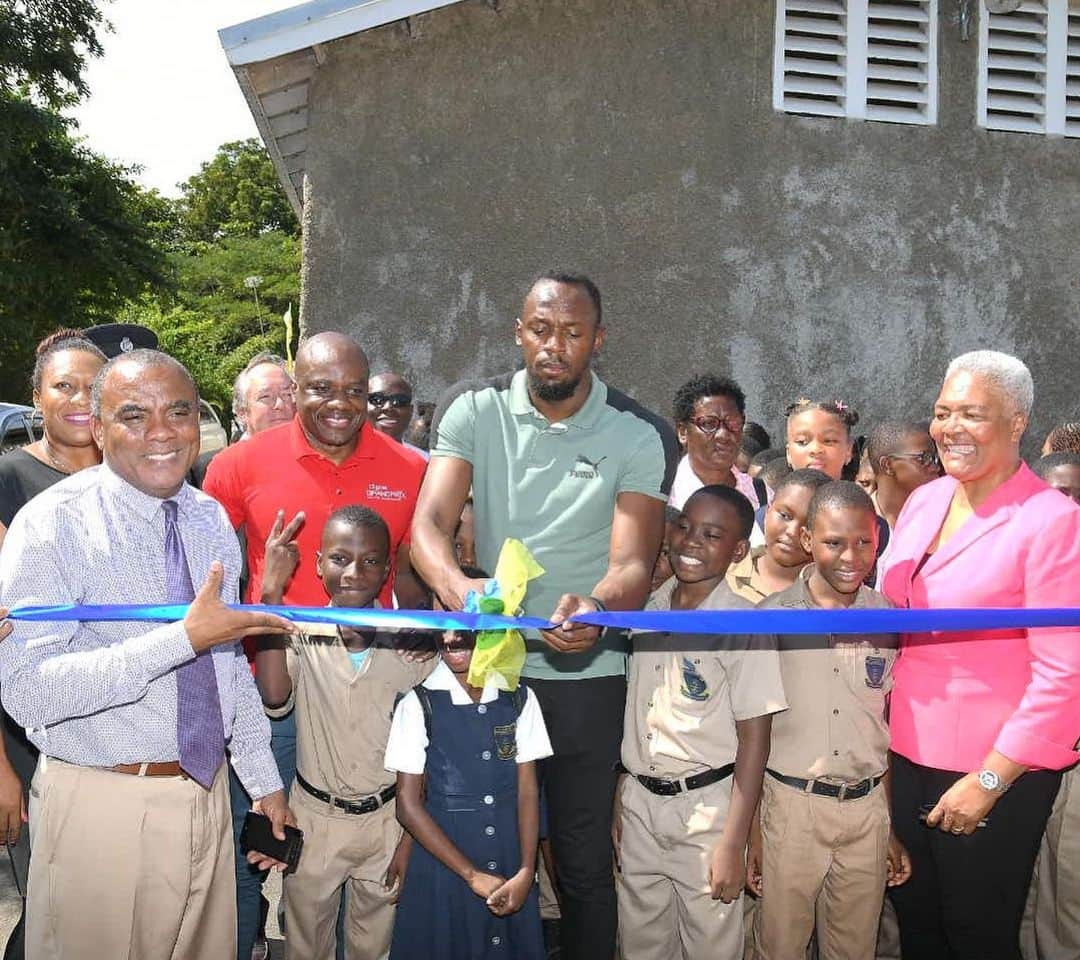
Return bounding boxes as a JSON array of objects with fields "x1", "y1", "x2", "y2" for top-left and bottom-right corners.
[{"x1": 0, "y1": 404, "x2": 43, "y2": 454}]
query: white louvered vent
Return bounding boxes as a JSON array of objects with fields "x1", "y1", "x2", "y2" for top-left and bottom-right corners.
[
  {"x1": 773, "y1": 0, "x2": 849, "y2": 118},
  {"x1": 980, "y1": 1, "x2": 1049, "y2": 133},
  {"x1": 774, "y1": 0, "x2": 938, "y2": 125},
  {"x1": 978, "y1": 0, "x2": 1079, "y2": 137},
  {"x1": 1067, "y1": 5, "x2": 1080, "y2": 136},
  {"x1": 865, "y1": 0, "x2": 937, "y2": 123}
]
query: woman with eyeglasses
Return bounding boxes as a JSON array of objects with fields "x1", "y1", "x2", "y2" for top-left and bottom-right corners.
[
  {"x1": 880, "y1": 351, "x2": 1080, "y2": 960},
  {"x1": 668, "y1": 374, "x2": 768, "y2": 511},
  {"x1": 368, "y1": 372, "x2": 429, "y2": 461}
]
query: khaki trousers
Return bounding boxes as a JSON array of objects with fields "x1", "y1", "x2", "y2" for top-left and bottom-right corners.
[
  {"x1": 284, "y1": 780, "x2": 402, "y2": 960},
  {"x1": 756, "y1": 777, "x2": 890, "y2": 960},
  {"x1": 1022, "y1": 763, "x2": 1080, "y2": 960},
  {"x1": 27, "y1": 757, "x2": 234, "y2": 960},
  {"x1": 617, "y1": 774, "x2": 743, "y2": 960}
]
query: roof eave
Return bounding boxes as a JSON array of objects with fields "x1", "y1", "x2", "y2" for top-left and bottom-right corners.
[{"x1": 219, "y1": 0, "x2": 464, "y2": 66}]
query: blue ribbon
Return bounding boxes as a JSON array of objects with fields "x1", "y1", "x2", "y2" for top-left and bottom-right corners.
[
  {"x1": 580, "y1": 607, "x2": 1080, "y2": 634},
  {"x1": 7, "y1": 604, "x2": 551, "y2": 633},
  {"x1": 7, "y1": 603, "x2": 1080, "y2": 634}
]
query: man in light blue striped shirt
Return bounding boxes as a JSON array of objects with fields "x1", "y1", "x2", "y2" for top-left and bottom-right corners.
[{"x1": 0, "y1": 350, "x2": 297, "y2": 960}]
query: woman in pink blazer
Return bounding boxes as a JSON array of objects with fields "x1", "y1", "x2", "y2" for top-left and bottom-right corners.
[{"x1": 882, "y1": 351, "x2": 1080, "y2": 960}]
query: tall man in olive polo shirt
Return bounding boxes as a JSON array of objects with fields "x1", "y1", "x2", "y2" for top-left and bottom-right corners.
[{"x1": 411, "y1": 272, "x2": 678, "y2": 960}]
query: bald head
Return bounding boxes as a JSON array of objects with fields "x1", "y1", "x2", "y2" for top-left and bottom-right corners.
[
  {"x1": 293, "y1": 333, "x2": 370, "y2": 461},
  {"x1": 295, "y1": 332, "x2": 369, "y2": 379}
]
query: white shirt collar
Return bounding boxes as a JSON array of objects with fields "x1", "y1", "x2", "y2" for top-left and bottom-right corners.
[
  {"x1": 422, "y1": 658, "x2": 502, "y2": 704},
  {"x1": 670, "y1": 455, "x2": 757, "y2": 510}
]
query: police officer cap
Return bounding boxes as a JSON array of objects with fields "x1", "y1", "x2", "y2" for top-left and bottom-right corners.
[{"x1": 82, "y1": 323, "x2": 159, "y2": 359}]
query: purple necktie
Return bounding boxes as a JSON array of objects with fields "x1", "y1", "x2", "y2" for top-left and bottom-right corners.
[{"x1": 164, "y1": 500, "x2": 225, "y2": 789}]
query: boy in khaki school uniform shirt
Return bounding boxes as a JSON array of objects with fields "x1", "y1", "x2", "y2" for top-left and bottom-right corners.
[
  {"x1": 725, "y1": 467, "x2": 829, "y2": 960},
  {"x1": 615, "y1": 486, "x2": 787, "y2": 960},
  {"x1": 255, "y1": 505, "x2": 433, "y2": 960},
  {"x1": 727, "y1": 468, "x2": 831, "y2": 606},
  {"x1": 748, "y1": 482, "x2": 911, "y2": 960}
]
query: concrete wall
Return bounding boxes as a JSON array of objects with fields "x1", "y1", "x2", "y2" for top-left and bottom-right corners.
[{"x1": 300, "y1": 0, "x2": 1079, "y2": 451}]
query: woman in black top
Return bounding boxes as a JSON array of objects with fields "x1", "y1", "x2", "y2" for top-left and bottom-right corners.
[
  {"x1": 0, "y1": 333, "x2": 106, "y2": 546},
  {"x1": 0, "y1": 331, "x2": 104, "y2": 959}
]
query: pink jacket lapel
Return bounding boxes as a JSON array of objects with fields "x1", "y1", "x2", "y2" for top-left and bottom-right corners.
[{"x1": 918, "y1": 464, "x2": 1031, "y2": 580}]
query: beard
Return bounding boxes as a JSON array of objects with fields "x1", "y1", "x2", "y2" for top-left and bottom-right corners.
[{"x1": 528, "y1": 369, "x2": 582, "y2": 402}]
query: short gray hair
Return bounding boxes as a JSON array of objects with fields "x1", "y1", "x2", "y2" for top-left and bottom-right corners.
[
  {"x1": 232, "y1": 352, "x2": 291, "y2": 417},
  {"x1": 944, "y1": 350, "x2": 1034, "y2": 417},
  {"x1": 90, "y1": 349, "x2": 198, "y2": 417}
]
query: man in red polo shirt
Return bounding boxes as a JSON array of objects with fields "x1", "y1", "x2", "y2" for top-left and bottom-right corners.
[
  {"x1": 205, "y1": 332, "x2": 425, "y2": 960},
  {"x1": 204, "y1": 332, "x2": 425, "y2": 611}
]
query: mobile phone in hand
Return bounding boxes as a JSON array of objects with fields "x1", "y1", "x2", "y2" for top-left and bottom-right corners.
[{"x1": 240, "y1": 811, "x2": 304, "y2": 873}]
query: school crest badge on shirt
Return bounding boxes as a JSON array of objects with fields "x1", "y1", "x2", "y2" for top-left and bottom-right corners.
[
  {"x1": 864, "y1": 656, "x2": 887, "y2": 689},
  {"x1": 493, "y1": 722, "x2": 517, "y2": 761},
  {"x1": 680, "y1": 658, "x2": 710, "y2": 701}
]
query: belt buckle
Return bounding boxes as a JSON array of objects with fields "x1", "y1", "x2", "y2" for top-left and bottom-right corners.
[
  {"x1": 644, "y1": 776, "x2": 674, "y2": 796},
  {"x1": 837, "y1": 781, "x2": 848, "y2": 801},
  {"x1": 340, "y1": 795, "x2": 378, "y2": 815}
]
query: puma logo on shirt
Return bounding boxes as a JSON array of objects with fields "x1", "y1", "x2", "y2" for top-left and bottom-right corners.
[{"x1": 569, "y1": 455, "x2": 608, "y2": 479}]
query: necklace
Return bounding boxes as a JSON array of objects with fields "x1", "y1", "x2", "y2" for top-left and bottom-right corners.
[{"x1": 39, "y1": 436, "x2": 74, "y2": 475}]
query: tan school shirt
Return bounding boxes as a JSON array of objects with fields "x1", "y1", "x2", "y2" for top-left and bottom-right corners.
[
  {"x1": 267, "y1": 622, "x2": 434, "y2": 799},
  {"x1": 621, "y1": 577, "x2": 788, "y2": 781},
  {"x1": 726, "y1": 545, "x2": 772, "y2": 604},
  {"x1": 760, "y1": 565, "x2": 897, "y2": 783}
]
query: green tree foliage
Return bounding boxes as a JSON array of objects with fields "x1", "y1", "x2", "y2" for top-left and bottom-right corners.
[
  {"x1": 0, "y1": 0, "x2": 167, "y2": 400},
  {"x1": 177, "y1": 139, "x2": 299, "y2": 242},
  {"x1": 0, "y1": 0, "x2": 106, "y2": 108},
  {"x1": 123, "y1": 231, "x2": 300, "y2": 421},
  {"x1": 0, "y1": 1, "x2": 302, "y2": 412},
  {"x1": 125, "y1": 139, "x2": 304, "y2": 422}
]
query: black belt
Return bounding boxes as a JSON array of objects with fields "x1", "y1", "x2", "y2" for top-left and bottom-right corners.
[
  {"x1": 296, "y1": 771, "x2": 395, "y2": 815},
  {"x1": 634, "y1": 763, "x2": 736, "y2": 797},
  {"x1": 767, "y1": 768, "x2": 884, "y2": 801}
]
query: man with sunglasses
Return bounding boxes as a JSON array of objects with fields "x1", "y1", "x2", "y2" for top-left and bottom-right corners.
[{"x1": 368, "y1": 372, "x2": 429, "y2": 461}]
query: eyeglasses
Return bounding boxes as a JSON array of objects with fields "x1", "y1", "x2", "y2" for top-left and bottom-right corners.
[
  {"x1": 689, "y1": 414, "x2": 744, "y2": 436},
  {"x1": 368, "y1": 392, "x2": 413, "y2": 409},
  {"x1": 252, "y1": 390, "x2": 295, "y2": 408},
  {"x1": 888, "y1": 450, "x2": 939, "y2": 467}
]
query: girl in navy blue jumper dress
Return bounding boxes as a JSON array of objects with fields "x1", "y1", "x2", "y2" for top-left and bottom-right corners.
[{"x1": 384, "y1": 624, "x2": 552, "y2": 960}]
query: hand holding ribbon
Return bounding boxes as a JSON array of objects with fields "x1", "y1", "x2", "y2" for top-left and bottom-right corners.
[{"x1": 541, "y1": 594, "x2": 604, "y2": 654}]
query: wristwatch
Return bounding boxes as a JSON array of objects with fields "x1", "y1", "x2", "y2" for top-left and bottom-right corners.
[{"x1": 976, "y1": 769, "x2": 1011, "y2": 794}]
